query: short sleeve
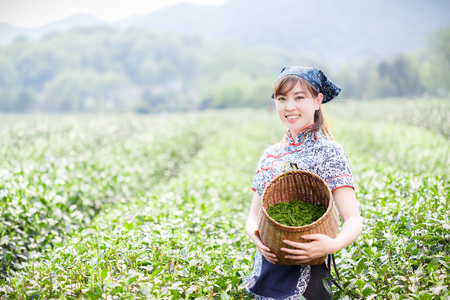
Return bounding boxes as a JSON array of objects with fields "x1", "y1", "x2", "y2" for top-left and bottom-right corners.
[{"x1": 320, "y1": 143, "x2": 354, "y2": 192}]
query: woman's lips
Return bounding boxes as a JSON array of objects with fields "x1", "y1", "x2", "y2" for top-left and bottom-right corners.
[{"x1": 286, "y1": 115, "x2": 300, "y2": 122}]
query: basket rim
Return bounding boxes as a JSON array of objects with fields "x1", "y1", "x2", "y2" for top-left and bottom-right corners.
[{"x1": 260, "y1": 170, "x2": 334, "y2": 231}]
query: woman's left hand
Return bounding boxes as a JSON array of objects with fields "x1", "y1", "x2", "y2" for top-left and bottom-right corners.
[
  {"x1": 279, "y1": 187, "x2": 363, "y2": 265},
  {"x1": 280, "y1": 234, "x2": 336, "y2": 264}
]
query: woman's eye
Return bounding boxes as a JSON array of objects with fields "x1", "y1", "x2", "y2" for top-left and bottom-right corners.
[
  {"x1": 296, "y1": 96, "x2": 304, "y2": 100},
  {"x1": 277, "y1": 98, "x2": 286, "y2": 101}
]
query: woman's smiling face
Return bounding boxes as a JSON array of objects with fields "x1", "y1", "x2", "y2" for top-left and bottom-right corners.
[{"x1": 274, "y1": 81, "x2": 323, "y2": 137}]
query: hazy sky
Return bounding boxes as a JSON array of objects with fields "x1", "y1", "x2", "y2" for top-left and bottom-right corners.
[{"x1": 0, "y1": 0, "x2": 228, "y2": 28}]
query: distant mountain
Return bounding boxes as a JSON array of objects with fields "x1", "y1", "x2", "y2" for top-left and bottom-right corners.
[
  {"x1": 39, "y1": 14, "x2": 106, "y2": 32},
  {"x1": 118, "y1": 0, "x2": 450, "y2": 59},
  {"x1": 0, "y1": 14, "x2": 106, "y2": 45},
  {"x1": 0, "y1": 23, "x2": 30, "y2": 45},
  {"x1": 1, "y1": 0, "x2": 449, "y2": 59}
]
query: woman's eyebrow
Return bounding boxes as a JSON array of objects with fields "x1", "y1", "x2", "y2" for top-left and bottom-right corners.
[
  {"x1": 292, "y1": 91, "x2": 306, "y2": 95},
  {"x1": 277, "y1": 90, "x2": 306, "y2": 97}
]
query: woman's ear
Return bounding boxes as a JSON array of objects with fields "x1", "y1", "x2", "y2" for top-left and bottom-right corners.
[{"x1": 315, "y1": 93, "x2": 324, "y2": 110}]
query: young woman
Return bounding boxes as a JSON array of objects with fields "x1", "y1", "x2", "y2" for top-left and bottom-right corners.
[{"x1": 244, "y1": 66, "x2": 363, "y2": 299}]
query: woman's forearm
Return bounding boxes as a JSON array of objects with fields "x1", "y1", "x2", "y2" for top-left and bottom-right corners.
[
  {"x1": 246, "y1": 193, "x2": 262, "y2": 242},
  {"x1": 332, "y1": 187, "x2": 363, "y2": 253},
  {"x1": 245, "y1": 214, "x2": 259, "y2": 242},
  {"x1": 332, "y1": 215, "x2": 363, "y2": 253}
]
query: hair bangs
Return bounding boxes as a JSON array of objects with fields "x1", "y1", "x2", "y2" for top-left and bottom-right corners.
[{"x1": 273, "y1": 75, "x2": 318, "y2": 99}]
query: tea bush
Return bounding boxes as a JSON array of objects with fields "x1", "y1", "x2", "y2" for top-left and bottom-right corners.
[
  {"x1": 332, "y1": 120, "x2": 449, "y2": 299},
  {"x1": 327, "y1": 97, "x2": 450, "y2": 139},
  {"x1": 1, "y1": 100, "x2": 449, "y2": 299},
  {"x1": 0, "y1": 114, "x2": 206, "y2": 278}
]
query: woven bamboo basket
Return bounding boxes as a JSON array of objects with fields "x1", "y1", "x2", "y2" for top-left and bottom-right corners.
[{"x1": 257, "y1": 168, "x2": 339, "y2": 265}]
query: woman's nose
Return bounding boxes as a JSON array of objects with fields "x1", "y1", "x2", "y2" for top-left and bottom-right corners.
[{"x1": 286, "y1": 99, "x2": 296, "y2": 110}]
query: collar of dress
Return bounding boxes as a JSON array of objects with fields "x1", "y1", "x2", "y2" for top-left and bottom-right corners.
[{"x1": 284, "y1": 127, "x2": 325, "y2": 147}]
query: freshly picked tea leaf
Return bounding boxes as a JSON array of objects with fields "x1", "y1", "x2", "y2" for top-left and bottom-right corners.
[{"x1": 266, "y1": 200, "x2": 326, "y2": 227}]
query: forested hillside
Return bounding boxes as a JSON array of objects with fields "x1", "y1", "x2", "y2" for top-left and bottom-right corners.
[
  {"x1": 0, "y1": 26, "x2": 449, "y2": 113},
  {"x1": 0, "y1": 28, "x2": 290, "y2": 113}
]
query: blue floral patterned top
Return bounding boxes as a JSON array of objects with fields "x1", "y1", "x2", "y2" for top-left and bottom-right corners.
[
  {"x1": 252, "y1": 129, "x2": 353, "y2": 196},
  {"x1": 244, "y1": 128, "x2": 353, "y2": 299}
]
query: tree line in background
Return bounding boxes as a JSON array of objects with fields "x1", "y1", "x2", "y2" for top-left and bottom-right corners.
[
  {"x1": 0, "y1": 26, "x2": 448, "y2": 113},
  {"x1": 336, "y1": 26, "x2": 450, "y2": 100}
]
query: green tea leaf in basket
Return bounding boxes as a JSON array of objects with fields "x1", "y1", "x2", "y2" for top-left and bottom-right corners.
[{"x1": 266, "y1": 200, "x2": 326, "y2": 227}]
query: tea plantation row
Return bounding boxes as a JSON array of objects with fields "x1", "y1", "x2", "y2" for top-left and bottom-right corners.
[
  {"x1": 1, "y1": 99, "x2": 449, "y2": 299},
  {"x1": 0, "y1": 114, "x2": 206, "y2": 278}
]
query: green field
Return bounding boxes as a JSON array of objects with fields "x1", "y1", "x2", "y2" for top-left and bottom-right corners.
[{"x1": 1, "y1": 99, "x2": 449, "y2": 299}]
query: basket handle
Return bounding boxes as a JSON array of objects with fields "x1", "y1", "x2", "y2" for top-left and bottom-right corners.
[{"x1": 282, "y1": 161, "x2": 299, "y2": 177}]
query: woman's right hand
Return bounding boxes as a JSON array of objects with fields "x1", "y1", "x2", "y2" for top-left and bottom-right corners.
[{"x1": 252, "y1": 229, "x2": 278, "y2": 264}]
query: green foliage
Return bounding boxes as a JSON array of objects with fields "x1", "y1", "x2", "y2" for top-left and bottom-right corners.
[
  {"x1": 0, "y1": 54, "x2": 17, "y2": 87},
  {"x1": 266, "y1": 200, "x2": 326, "y2": 227},
  {"x1": 43, "y1": 68, "x2": 132, "y2": 111},
  {"x1": 329, "y1": 99, "x2": 450, "y2": 299},
  {"x1": 337, "y1": 25, "x2": 450, "y2": 99},
  {"x1": 421, "y1": 27, "x2": 450, "y2": 97},
  {"x1": 0, "y1": 114, "x2": 206, "y2": 280},
  {"x1": 328, "y1": 98, "x2": 450, "y2": 139},
  {"x1": 1, "y1": 24, "x2": 449, "y2": 112},
  {"x1": 0, "y1": 28, "x2": 286, "y2": 113},
  {"x1": 0, "y1": 99, "x2": 449, "y2": 299},
  {"x1": 376, "y1": 54, "x2": 424, "y2": 97},
  {"x1": 0, "y1": 109, "x2": 278, "y2": 298}
]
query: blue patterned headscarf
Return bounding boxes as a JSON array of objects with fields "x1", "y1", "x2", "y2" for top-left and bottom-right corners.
[{"x1": 272, "y1": 66, "x2": 341, "y2": 103}]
